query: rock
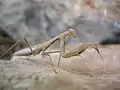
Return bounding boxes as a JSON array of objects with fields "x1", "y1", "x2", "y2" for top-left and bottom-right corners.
[
  {"x1": 0, "y1": 29, "x2": 27, "y2": 60},
  {"x1": 0, "y1": 0, "x2": 119, "y2": 45},
  {"x1": 1, "y1": 44, "x2": 120, "y2": 90}
]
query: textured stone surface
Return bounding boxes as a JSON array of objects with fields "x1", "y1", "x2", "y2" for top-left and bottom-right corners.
[
  {"x1": 0, "y1": 44, "x2": 120, "y2": 90},
  {"x1": 0, "y1": 0, "x2": 118, "y2": 45}
]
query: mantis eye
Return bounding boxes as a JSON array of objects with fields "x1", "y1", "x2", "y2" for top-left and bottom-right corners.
[
  {"x1": 68, "y1": 28, "x2": 77, "y2": 38},
  {"x1": 73, "y1": 35, "x2": 77, "y2": 38}
]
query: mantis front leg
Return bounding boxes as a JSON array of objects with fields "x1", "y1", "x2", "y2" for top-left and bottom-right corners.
[{"x1": 57, "y1": 39, "x2": 104, "y2": 68}]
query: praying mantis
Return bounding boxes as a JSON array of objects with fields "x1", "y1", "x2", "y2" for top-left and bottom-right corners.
[
  {"x1": 0, "y1": 28, "x2": 104, "y2": 73},
  {"x1": 11, "y1": 28, "x2": 104, "y2": 73}
]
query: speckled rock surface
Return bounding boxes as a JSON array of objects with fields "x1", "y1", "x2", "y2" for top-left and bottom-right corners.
[
  {"x1": 0, "y1": 0, "x2": 119, "y2": 45},
  {"x1": 1, "y1": 44, "x2": 120, "y2": 90}
]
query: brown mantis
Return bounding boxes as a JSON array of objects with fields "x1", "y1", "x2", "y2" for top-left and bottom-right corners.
[
  {"x1": 1, "y1": 28, "x2": 104, "y2": 73},
  {"x1": 17, "y1": 29, "x2": 104, "y2": 73}
]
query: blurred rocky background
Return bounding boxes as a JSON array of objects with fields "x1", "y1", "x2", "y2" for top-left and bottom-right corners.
[{"x1": 0, "y1": 0, "x2": 120, "y2": 59}]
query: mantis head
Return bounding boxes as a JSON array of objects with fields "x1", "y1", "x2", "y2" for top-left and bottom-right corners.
[{"x1": 68, "y1": 28, "x2": 77, "y2": 38}]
